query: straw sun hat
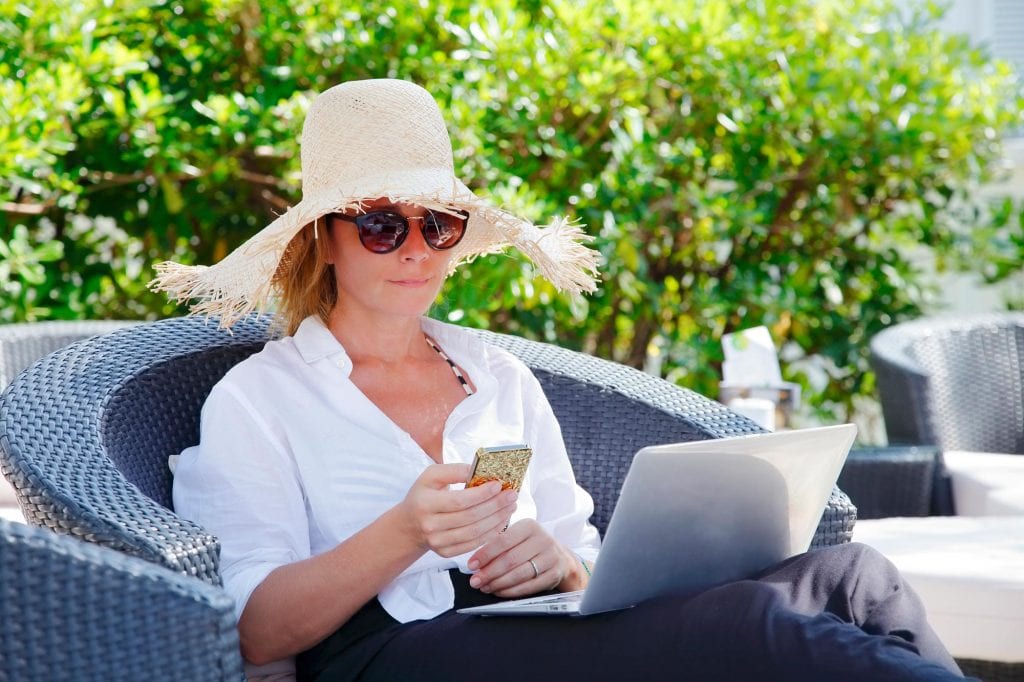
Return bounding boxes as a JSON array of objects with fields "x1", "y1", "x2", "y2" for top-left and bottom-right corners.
[{"x1": 149, "y1": 78, "x2": 601, "y2": 328}]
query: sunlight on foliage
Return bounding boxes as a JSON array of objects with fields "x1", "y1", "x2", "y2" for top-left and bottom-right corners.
[{"x1": 1, "y1": 0, "x2": 1022, "y2": 426}]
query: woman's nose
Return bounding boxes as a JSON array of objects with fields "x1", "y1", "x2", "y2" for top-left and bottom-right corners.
[{"x1": 399, "y1": 217, "x2": 430, "y2": 261}]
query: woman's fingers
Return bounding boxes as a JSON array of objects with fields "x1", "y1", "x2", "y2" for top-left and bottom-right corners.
[
  {"x1": 467, "y1": 519, "x2": 533, "y2": 570},
  {"x1": 433, "y1": 514, "x2": 515, "y2": 558},
  {"x1": 424, "y1": 492, "x2": 518, "y2": 556},
  {"x1": 431, "y1": 486, "x2": 517, "y2": 524},
  {"x1": 468, "y1": 520, "x2": 559, "y2": 593},
  {"x1": 417, "y1": 464, "x2": 511, "y2": 514},
  {"x1": 417, "y1": 463, "x2": 473, "y2": 489},
  {"x1": 491, "y1": 555, "x2": 565, "y2": 598},
  {"x1": 401, "y1": 464, "x2": 518, "y2": 556}
]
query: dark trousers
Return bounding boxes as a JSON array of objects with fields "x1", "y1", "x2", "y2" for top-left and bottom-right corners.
[{"x1": 301, "y1": 543, "x2": 971, "y2": 682}]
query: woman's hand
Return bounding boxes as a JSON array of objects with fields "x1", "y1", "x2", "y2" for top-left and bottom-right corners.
[
  {"x1": 395, "y1": 463, "x2": 518, "y2": 558},
  {"x1": 466, "y1": 519, "x2": 587, "y2": 598}
]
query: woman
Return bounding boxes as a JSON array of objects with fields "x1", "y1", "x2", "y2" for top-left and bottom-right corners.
[{"x1": 154, "y1": 79, "x2": 970, "y2": 681}]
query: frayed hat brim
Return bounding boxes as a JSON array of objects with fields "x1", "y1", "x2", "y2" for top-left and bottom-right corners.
[{"x1": 150, "y1": 168, "x2": 599, "y2": 329}]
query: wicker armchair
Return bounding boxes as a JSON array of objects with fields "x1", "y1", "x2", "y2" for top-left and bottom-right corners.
[
  {"x1": 0, "y1": 518, "x2": 241, "y2": 681},
  {"x1": 0, "y1": 315, "x2": 855, "y2": 588},
  {"x1": 868, "y1": 314, "x2": 1024, "y2": 680},
  {"x1": 870, "y1": 312, "x2": 1024, "y2": 455}
]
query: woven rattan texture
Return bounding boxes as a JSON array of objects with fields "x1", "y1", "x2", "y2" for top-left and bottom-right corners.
[
  {"x1": 0, "y1": 519, "x2": 241, "y2": 681},
  {"x1": 103, "y1": 345, "x2": 265, "y2": 508},
  {"x1": 0, "y1": 317, "x2": 272, "y2": 584},
  {"x1": 0, "y1": 320, "x2": 141, "y2": 388},
  {"x1": 0, "y1": 315, "x2": 855, "y2": 593},
  {"x1": 838, "y1": 448, "x2": 937, "y2": 519},
  {"x1": 871, "y1": 313, "x2": 1024, "y2": 454}
]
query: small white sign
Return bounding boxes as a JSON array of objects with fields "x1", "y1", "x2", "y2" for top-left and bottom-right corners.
[{"x1": 721, "y1": 326, "x2": 783, "y2": 386}]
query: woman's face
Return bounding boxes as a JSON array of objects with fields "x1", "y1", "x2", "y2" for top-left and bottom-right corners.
[{"x1": 326, "y1": 198, "x2": 458, "y2": 321}]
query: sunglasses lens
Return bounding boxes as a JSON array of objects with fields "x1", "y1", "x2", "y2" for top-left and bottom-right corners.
[
  {"x1": 347, "y1": 209, "x2": 467, "y2": 253},
  {"x1": 423, "y1": 211, "x2": 467, "y2": 250},
  {"x1": 357, "y1": 212, "x2": 407, "y2": 253}
]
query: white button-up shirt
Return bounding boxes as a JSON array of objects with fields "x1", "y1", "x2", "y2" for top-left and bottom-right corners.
[{"x1": 173, "y1": 315, "x2": 601, "y2": 626}]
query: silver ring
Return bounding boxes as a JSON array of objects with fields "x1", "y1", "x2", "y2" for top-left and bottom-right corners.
[{"x1": 529, "y1": 558, "x2": 540, "y2": 579}]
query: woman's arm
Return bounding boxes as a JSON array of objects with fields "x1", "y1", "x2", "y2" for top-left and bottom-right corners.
[
  {"x1": 239, "y1": 465, "x2": 516, "y2": 664},
  {"x1": 239, "y1": 503, "x2": 421, "y2": 664},
  {"x1": 175, "y1": 381, "x2": 517, "y2": 665}
]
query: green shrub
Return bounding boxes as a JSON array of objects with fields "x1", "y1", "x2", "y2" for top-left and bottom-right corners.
[{"x1": 2, "y1": 0, "x2": 1022, "y2": 428}]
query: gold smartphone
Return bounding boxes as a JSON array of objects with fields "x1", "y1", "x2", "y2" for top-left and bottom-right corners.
[{"x1": 466, "y1": 444, "x2": 532, "y2": 492}]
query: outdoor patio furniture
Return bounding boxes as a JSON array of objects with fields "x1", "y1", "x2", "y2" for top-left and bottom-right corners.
[
  {"x1": 854, "y1": 516, "x2": 1024, "y2": 682},
  {"x1": 0, "y1": 314, "x2": 856, "y2": 587},
  {"x1": 0, "y1": 320, "x2": 142, "y2": 510},
  {"x1": 850, "y1": 451, "x2": 1024, "y2": 680},
  {"x1": 859, "y1": 315, "x2": 1024, "y2": 680},
  {"x1": 943, "y1": 450, "x2": 1024, "y2": 516},
  {"x1": 0, "y1": 517, "x2": 241, "y2": 681},
  {"x1": 870, "y1": 312, "x2": 1024, "y2": 455},
  {"x1": 837, "y1": 445, "x2": 940, "y2": 519},
  {"x1": 847, "y1": 451, "x2": 1024, "y2": 680},
  {"x1": 0, "y1": 319, "x2": 141, "y2": 389}
]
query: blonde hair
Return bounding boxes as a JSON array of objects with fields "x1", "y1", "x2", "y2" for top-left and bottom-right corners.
[{"x1": 274, "y1": 219, "x2": 336, "y2": 336}]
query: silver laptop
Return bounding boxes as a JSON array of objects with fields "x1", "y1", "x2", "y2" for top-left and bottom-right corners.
[{"x1": 457, "y1": 423, "x2": 857, "y2": 617}]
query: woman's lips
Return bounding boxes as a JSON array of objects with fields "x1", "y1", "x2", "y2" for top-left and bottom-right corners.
[{"x1": 388, "y1": 278, "x2": 431, "y2": 287}]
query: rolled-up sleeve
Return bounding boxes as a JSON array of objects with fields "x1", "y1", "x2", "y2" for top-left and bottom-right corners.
[
  {"x1": 173, "y1": 381, "x2": 310, "y2": 621},
  {"x1": 522, "y1": 372, "x2": 602, "y2": 564}
]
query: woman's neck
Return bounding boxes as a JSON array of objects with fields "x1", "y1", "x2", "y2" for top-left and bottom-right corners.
[{"x1": 326, "y1": 305, "x2": 429, "y2": 365}]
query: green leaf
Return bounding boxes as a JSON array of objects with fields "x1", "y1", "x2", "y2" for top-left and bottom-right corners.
[{"x1": 32, "y1": 241, "x2": 64, "y2": 262}]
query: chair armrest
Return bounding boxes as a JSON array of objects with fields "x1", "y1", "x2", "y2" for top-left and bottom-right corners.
[
  {"x1": 0, "y1": 317, "x2": 271, "y2": 584},
  {"x1": 0, "y1": 519, "x2": 242, "y2": 681},
  {"x1": 813, "y1": 486, "x2": 858, "y2": 548}
]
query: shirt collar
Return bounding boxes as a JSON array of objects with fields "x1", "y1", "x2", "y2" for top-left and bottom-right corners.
[
  {"x1": 290, "y1": 314, "x2": 496, "y2": 391},
  {"x1": 292, "y1": 315, "x2": 350, "y2": 368},
  {"x1": 420, "y1": 317, "x2": 483, "y2": 356}
]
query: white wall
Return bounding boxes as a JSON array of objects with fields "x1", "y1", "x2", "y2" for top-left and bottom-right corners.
[{"x1": 934, "y1": 0, "x2": 1024, "y2": 75}]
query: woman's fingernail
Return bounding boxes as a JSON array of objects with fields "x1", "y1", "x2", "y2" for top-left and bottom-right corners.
[
  {"x1": 470, "y1": 576, "x2": 481, "y2": 588},
  {"x1": 468, "y1": 559, "x2": 479, "y2": 570}
]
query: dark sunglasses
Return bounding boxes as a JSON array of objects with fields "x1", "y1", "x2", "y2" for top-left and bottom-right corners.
[{"x1": 330, "y1": 209, "x2": 468, "y2": 254}]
